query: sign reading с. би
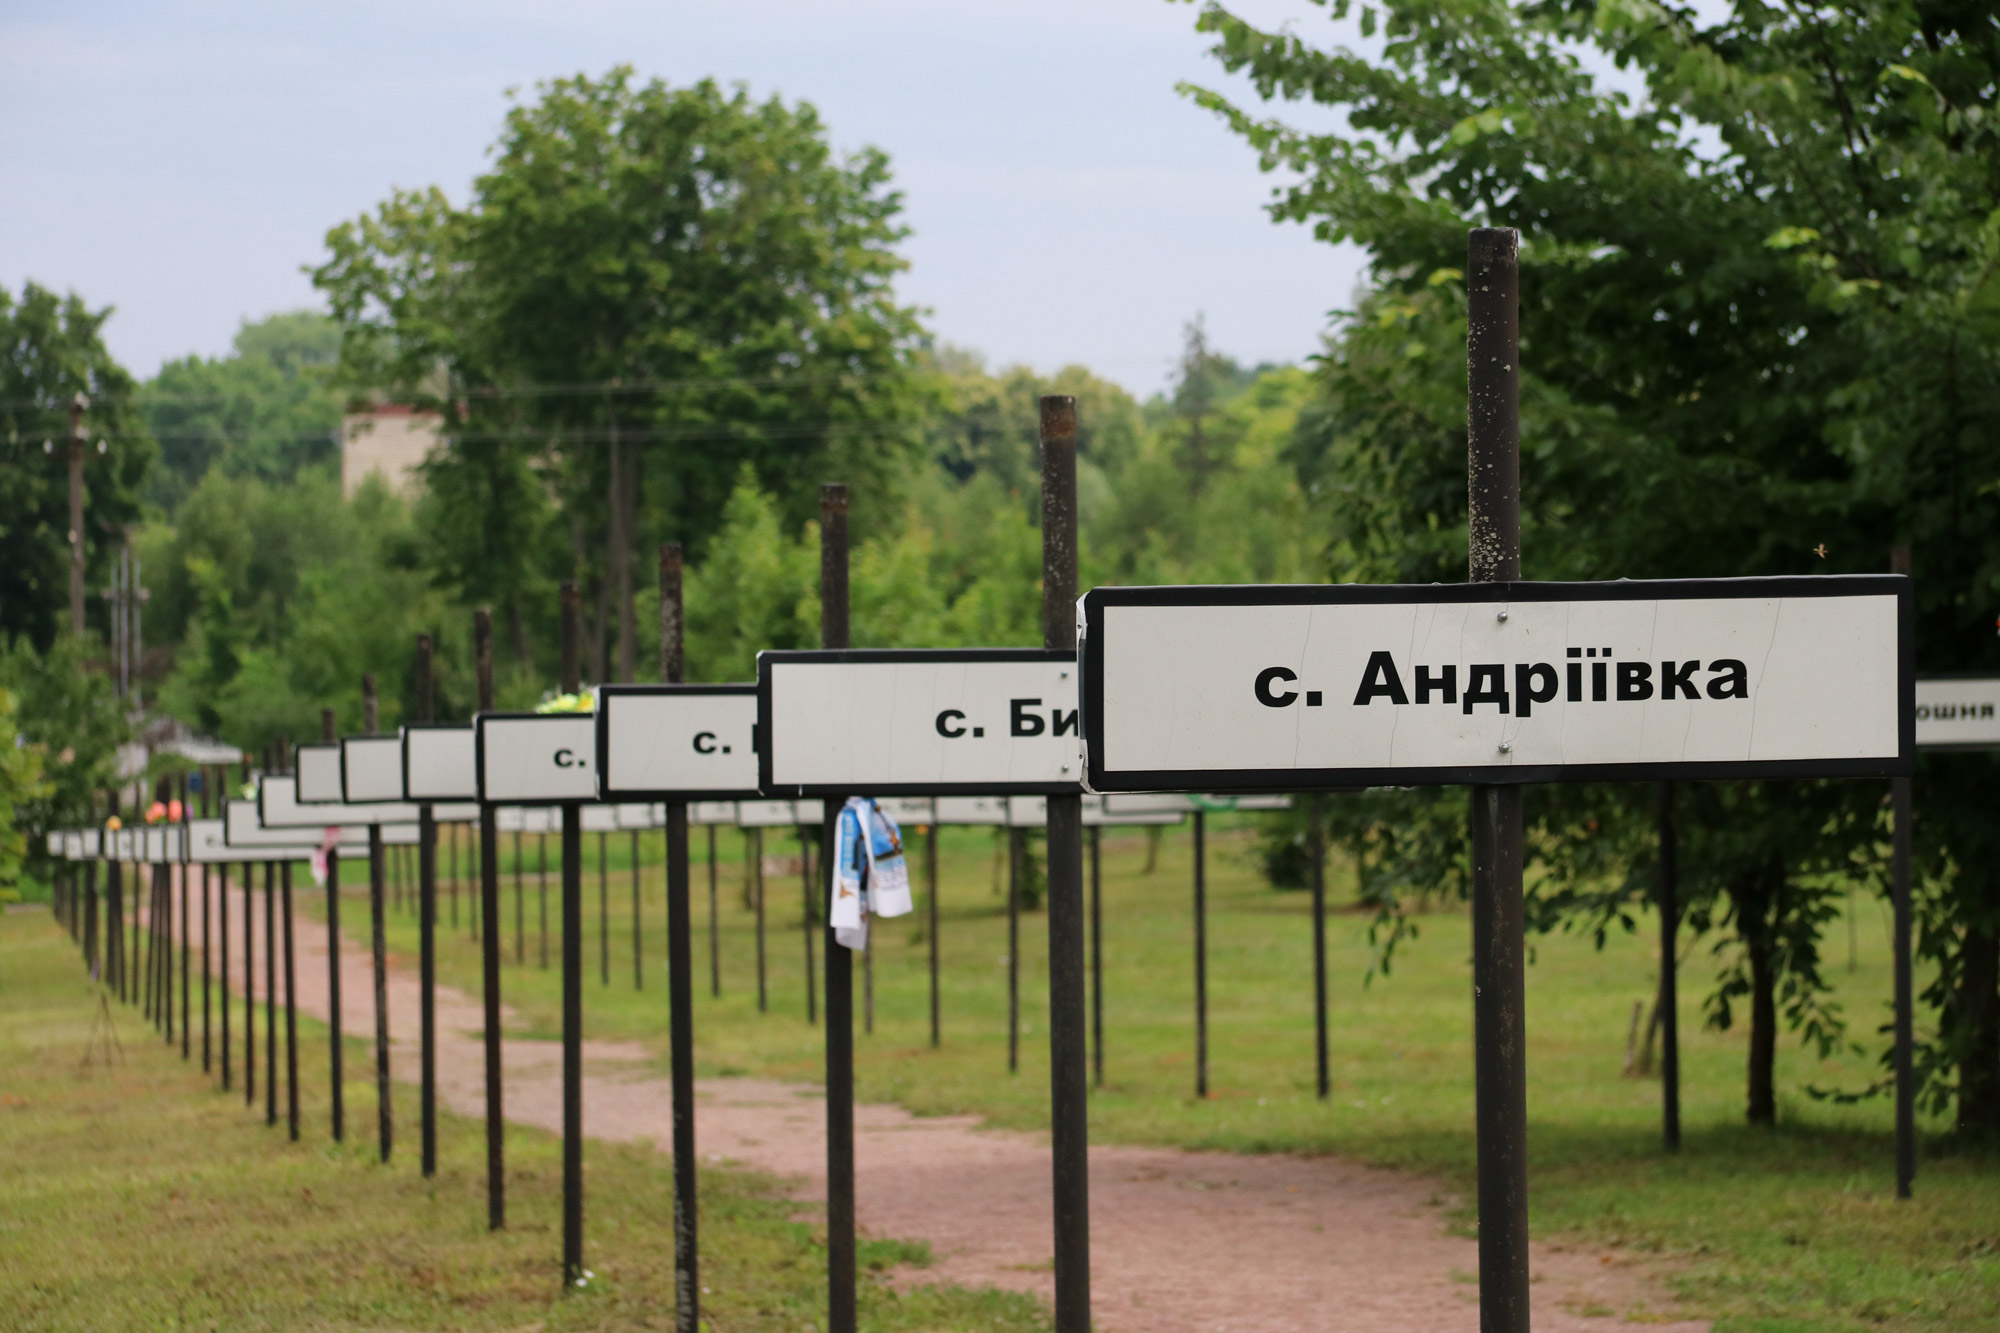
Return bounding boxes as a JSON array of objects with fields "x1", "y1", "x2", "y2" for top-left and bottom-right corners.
[{"x1": 1079, "y1": 575, "x2": 1912, "y2": 792}]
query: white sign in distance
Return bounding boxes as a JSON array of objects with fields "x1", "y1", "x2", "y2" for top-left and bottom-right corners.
[
  {"x1": 475, "y1": 713, "x2": 599, "y2": 805},
  {"x1": 295, "y1": 743, "x2": 345, "y2": 802},
  {"x1": 595, "y1": 684, "x2": 762, "y2": 799},
  {"x1": 80, "y1": 830, "x2": 101, "y2": 857},
  {"x1": 1914, "y1": 678, "x2": 2000, "y2": 750},
  {"x1": 62, "y1": 832, "x2": 85, "y2": 859},
  {"x1": 404, "y1": 725, "x2": 478, "y2": 800},
  {"x1": 933, "y1": 796, "x2": 1010, "y2": 826},
  {"x1": 690, "y1": 801, "x2": 737, "y2": 826},
  {"x1": 1080, "y1": 577, "x2": 1913, "y2": 791},
  {"x1": 342, "y1": 736, "x2": 408, "y2": 804},
  {"x1": 735, "y1": 799, "x2": 823, "y2": 828},
  {"x1": 759, "y1": 649, "x2": 1081, "y2": 796}
]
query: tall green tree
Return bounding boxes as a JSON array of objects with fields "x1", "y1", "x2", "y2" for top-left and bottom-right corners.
[
  {"x1": 314, "y1": 68, "x2": 928, "y2": 679},
  {"x1": 0, "y1": 282, "x2": 153, "y2": 652},
  {"x1": 1188, "y1": 0, "x2": 2000, "y2": 1126},
  {"x1": 142, "y1": 310, "x2": 343, "y2": 508}
]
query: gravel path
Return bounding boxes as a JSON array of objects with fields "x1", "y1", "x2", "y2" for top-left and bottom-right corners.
[{"x1": 160, "y1": 868, "x2": 1707, "y2": 1331}]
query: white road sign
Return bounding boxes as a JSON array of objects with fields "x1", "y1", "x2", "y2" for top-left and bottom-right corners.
[
  {"x1": 1080, "y1": 577, "x2": 1912, "y2": 791},
  {"x1": 595, "y1": 684, "x2": 762, "y2": 799},
  {"x1": 933, "y1": 796, "x2": 1010, "y2": 826},
  {"x1": 404, "y1": 725, "x2": 478, "y2": 800},
  {"x1": 296, "y1": 743, "x2": 344, "y2": 802},
  {"x1": 1914, "y1": 678, "x2": 2000, "y2": 750},
  {"x1": 260, "y1": 774, "x2": 470, "y2": 828},
  {"x1": 63, "y1": 832, "x2": 85, "y2": 859},
  {"x1": 759, "y1": 649, "x2": 1080, "y2": 796},
  {"x1": 476, "y1": 713, "x2": 599, "y2": 805},
  {"x1": 1101, "y1": 793, "x2": 1291, "y2": 815},
  {"x1": 113, "y1": 829, "x2": 137, "y2": 860},
  {"x1": 342, "y1": 736, "x2": 408, "y2": 803},
  {"x1": 80, "y1": 830, "x2": 100, "y2": 857},
  {"x1": 734, "y1": 799, "x2": 824, "y2": 827},
  {"x1": 690, "y1": 801, "x2": 737, "y2": 826}
]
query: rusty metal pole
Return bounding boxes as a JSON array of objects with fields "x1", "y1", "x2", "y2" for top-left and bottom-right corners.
[
  {"x1": 1467, "y1": 225, "x2": 1530, "y2": 1333},
  {"x1": 416, "y1": 632, "x2": 439, "y2": 1177},
  {"x1": 819, "y1": 484, "x2": 856, "y2": 1333},
  {"x1": 1889, "y1": 544, "x2": 1916, "y2": 1199},
  {"x1": 661, "y1": 542, "x2": 699, "y2": 1333},
  {"x1": 323, "y1": 708, "x2": 344, "y2": 1143},
  {"x1": 560, "y1": 582, "x2": 586, "y2": 1288},
  {"x1": 365, "y1": 673, "x2": 392, "y2": 1163},
  {"x1": 476, "y1": 607, "x2": 505, "y2": 1229},
  {"x1": 1658, "y1": 782, "x2": 1680, "y2": 1152},
  {"x1": 279, "y1": 741, "x2": 299, "y2": 1143},
  {"x1": 1040, "y1": 395, "x2": 1091, "y2": 1333},
  {"x1": 1310, "y1": 793, "x2": 1329, "y2": 1100}
]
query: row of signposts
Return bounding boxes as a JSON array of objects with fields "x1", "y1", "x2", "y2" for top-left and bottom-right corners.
[{"x1": 41, "y1": 229, "x2": 1982, "y2": 1333}]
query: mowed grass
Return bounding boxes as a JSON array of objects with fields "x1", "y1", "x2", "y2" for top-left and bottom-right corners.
[
  {"x1": 325, "y1": 814, "x2": 2000, "y2": 1331},
  {"x1": 0, "y1": 910, "x2": 1047, "y2": 1332}
]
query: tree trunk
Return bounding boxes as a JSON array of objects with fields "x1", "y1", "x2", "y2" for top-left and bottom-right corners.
[
  {"x1": 1957, "y1": 917, "x2": 2000, "y2": 1138},
  {"x1": 1746, "y1": 926, "x2": 1777, "y2": 1124},
  {"x1": 1736, "y1": 862, "x2": 1784, "y2": 1127}
]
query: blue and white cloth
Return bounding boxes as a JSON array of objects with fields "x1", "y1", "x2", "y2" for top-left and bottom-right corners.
[{"x1": 829, "y1": 796, "x2": 913, "y2": 950}]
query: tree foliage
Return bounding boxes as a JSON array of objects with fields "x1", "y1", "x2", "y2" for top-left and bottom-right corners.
[
  {"x1": 1187, "y1": 0, "x2": 2000, "y2": 1125},
  {"x1": 0, "y1": 281, "x2": 154, "y2": 653}
]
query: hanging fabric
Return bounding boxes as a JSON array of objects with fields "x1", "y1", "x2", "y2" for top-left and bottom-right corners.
[{"x1": 829, "y1": 797, "x2": 913, "y2": 951}]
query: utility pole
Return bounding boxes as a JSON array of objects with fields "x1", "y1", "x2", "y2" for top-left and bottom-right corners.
[{"x1": 69, "y1": 392, "x2": 88, "y2": 635}]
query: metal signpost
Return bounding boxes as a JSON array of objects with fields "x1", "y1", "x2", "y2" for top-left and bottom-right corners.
[
  {"x1": 1893, "y1": 676, "x2": 2000, "y2": 1198},
  {"x1": 759, "y1": 478, "x2": 1092, "y2": 1333},
  {"x1": 591, "y1": 554, "x2": 761, "y2": 1333},
  {"x1": 1081, "y1": 281, "x2": 1911, "y2": 1333},
  {"x1": 475, "y1": 622, "x2": 597, "y2": 1290},
  {"x1": 1077, "y1": 226, "x2": 1913, "y2": 1333}
]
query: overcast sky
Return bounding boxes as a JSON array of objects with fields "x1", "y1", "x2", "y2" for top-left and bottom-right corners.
[{"x1": 2, "y1": 0, "x2": 1365, "y2": 398}]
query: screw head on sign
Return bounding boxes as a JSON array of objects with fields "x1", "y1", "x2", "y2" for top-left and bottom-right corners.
[
  {"x1": 1497, "y1": 610, "x2": 1509, "y2": 622},
  {"x1": 1498, "y1": 742, "x2": 1513, "y2": 754}
]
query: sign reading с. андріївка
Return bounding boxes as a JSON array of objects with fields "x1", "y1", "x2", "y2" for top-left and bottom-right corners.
[{"x1": 1079, "y1": 576, "x2": 1912, "y2": 792}]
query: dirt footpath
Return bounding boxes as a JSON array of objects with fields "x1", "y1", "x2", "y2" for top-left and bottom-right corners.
[{"x1": 170, "y1": 872, "x2": 1706, "y2": 1332}]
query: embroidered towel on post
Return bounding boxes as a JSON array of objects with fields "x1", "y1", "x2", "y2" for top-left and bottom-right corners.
[{"x1": 829, "y1": 797, "x2": 914, "y2": 951}]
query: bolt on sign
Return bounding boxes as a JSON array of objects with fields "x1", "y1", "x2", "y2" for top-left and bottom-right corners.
[
  {"x1": 1914, "y1": 678, "x2": 2000, "y2": 750},
  {"x1": 475, "y1": 713, "x2": 599, "y2": 805},
  {"x1": 758, "y1": 649, "x2": 1081, "y2": 796},
  {"x1": 1079, "y1": 576, "x2": 1913, "y2": 791},
  {"x1": 594, "y1": 684, "x2": 762, "y2": 800}
]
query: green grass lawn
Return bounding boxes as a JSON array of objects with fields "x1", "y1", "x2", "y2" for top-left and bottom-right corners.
[
  {"x1": 0, "y1": 909, "x2": 1047, "y2": 1332},
  {"x1": 325, "y1": 815, "x2": 2000, "y2": 1332}
]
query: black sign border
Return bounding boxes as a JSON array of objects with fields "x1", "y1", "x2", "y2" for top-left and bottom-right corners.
[
  {"x1": 593, "y1": 684, "x2": 765, "y2": 801},
  {"x1": 1081, "y1": 575, "x2": 1915, "y2": 791},
  {"x1": 473, "y1": 710, "x2": 602, "y2": 807},
  {"x1": 401, "y1": 721, "x2": 479, "y2": 801},
  {"x1": 757, "y1": 648, "x2": 1080, "y2": 797}
]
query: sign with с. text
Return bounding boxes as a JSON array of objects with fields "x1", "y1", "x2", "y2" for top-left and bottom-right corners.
[
  {"x1": 475, "y1": 712, "x2": 599, "y2": 805},
  {"x1": 759, "y1": 649, "x2": 1080, "y2": 796},
  {"x1": 595, "y1": 684, "x2": 761, "y2": 799},
  {"x1": 1080, "y1": 577, "x2": 1912, "y2": 791}
]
